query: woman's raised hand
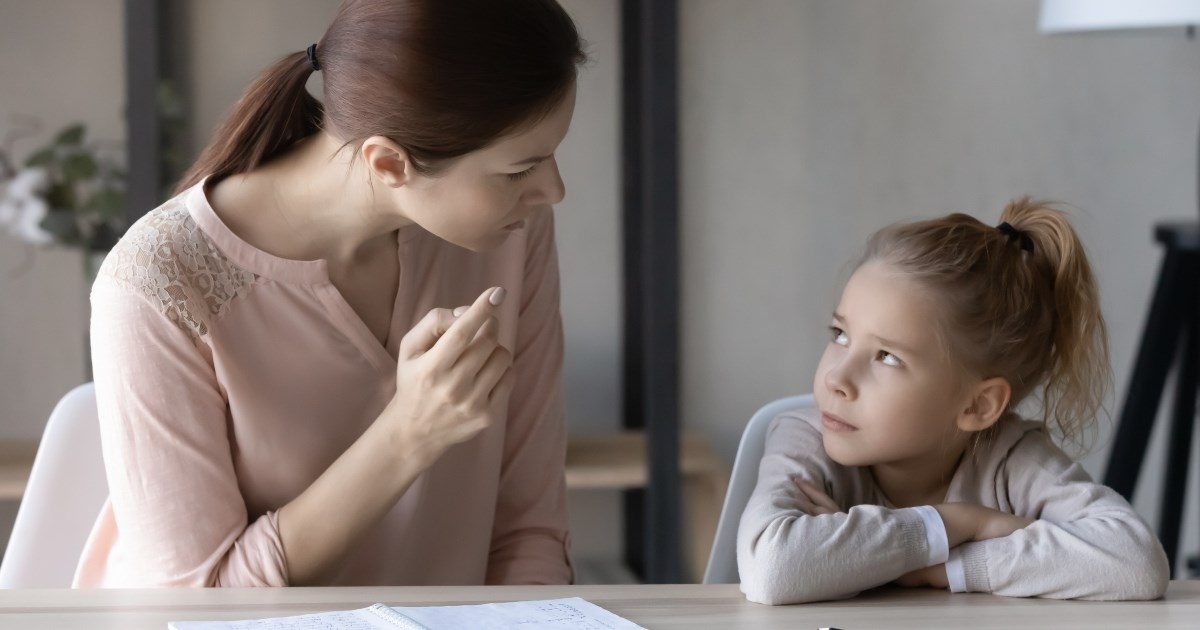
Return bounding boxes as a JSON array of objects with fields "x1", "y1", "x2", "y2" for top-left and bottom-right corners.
[{"x1": 386, "y1": 287, "x2": 515, "y2": 463}]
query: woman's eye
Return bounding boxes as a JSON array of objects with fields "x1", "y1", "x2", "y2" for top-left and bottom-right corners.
[
  {"x1": 878, "y1": 351, "x2": 901, "y2": 367},
  {"x1": 829, "y1": 326, "x2": 849, "y2": 346},
  {"x1": 506, "y1": 165, "x2": 537, "y2": 182}
]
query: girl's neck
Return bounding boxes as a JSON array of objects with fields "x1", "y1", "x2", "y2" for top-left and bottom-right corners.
[{"x1": 870, "y1": 444, "x2": 966, "y2": 508}]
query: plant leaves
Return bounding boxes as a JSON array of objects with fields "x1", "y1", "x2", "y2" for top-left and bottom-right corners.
[
  {"x1": 85, "y1": 188, "x2": 126, "y2": 221},
  {"x1": 62, "y1": 153, "x2": 98, "y2": 181},
  {"x1": 54, "y1": 124, "x2": 85, "y2": 146},
  {"x1": 39, "y1": 209, "x2": 82, "y2": 245},
  {"x1": 24, "y1": 147, "x2": 56, "y2": 168}
]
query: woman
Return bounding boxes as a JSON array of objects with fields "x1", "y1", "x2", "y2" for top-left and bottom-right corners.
[{"x1": 75, "y1": 0, "x2": 586, "y2": 587}]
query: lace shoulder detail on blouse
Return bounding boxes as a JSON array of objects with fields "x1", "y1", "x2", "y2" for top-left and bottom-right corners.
[{"x1": 99, "y1": 196, "x2": 259, "y2": 340}]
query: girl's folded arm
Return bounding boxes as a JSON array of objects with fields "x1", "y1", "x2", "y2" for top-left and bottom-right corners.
[
  {"x1": 950, "y1": 432, "x2": 1169, "y2": 600},
  {"x1": 736, "y1": 416, "x2": 947, "y2": 604}
]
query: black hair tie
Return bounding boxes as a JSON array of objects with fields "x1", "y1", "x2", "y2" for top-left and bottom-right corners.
[
  {"x1": 305, "y1": 43, "x2": 321, "y2": 72},
  {"x1": 997, "y1": 222, "x2": 1034, "y2": 253}
]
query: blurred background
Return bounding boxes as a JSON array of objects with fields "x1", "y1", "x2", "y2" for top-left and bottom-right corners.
[{"x1": 1, "y1": 0, "x2": 1197, "y2": 584}]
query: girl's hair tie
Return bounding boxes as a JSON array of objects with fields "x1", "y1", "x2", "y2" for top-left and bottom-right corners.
[{"x1": 997, "y1": 221, "x2": 1033, "y2": 253}]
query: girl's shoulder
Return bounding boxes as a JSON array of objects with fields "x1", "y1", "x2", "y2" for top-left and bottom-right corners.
[
  {"x1": 765, "y1": 406, "x2": 824, "y2": 446},
  {"x1": 983, "y1": 414, "x2": 1077, "y2": 477}
]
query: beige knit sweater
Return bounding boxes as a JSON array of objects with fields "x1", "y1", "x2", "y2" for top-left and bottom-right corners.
[{"x1": 737, "y1": 408, "x2": 1169, "y2": 604}]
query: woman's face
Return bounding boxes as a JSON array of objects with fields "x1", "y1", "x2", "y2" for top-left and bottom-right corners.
[{"x1": 392, "y1": 84, "x2": 577, "y2": 252}]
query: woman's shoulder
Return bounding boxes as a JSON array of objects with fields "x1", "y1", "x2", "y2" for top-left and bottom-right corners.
[{"x1": 95, "y1": 188, "x2": 260, "y2": 340}]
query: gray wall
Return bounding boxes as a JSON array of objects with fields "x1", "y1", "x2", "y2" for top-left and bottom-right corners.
[{"x1": 1, "y1": 0, "x2": 1197, "y2": 575}]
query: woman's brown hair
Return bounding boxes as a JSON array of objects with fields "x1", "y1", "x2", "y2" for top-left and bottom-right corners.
[
  {"x1": 177, "y1": 0, "x2": 586, "y2": 193},
  {"x1": 862, "y1": 199, "x2": 1111, "y2": 451}
]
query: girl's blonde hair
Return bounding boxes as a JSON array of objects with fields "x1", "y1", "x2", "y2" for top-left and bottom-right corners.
[{"x1": 861, "y1": 198, "x2": 1111, "y2": 450}]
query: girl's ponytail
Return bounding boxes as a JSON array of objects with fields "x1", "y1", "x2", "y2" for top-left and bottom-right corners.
[
  {"x1": 999, "y1": 199, "x2": 1111, "y2": 450},
  {"x1": 175, "y1": 50, "x2": 323, "y2": 193}
]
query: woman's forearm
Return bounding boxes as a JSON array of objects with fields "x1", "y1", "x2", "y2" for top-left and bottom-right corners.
[{"x1": 276, "y1": 405, "x2": 435, "y2": 585}]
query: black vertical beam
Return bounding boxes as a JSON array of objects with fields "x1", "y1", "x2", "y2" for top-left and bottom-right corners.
[
  {"x1": 124, "y1": 0, "x2": 163, "y2": 224},
  {"x1": 621, "y1": 0, "x2": 682, "y2": 584}
]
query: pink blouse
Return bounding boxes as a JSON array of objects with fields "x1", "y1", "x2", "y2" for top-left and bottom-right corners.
[{"x1": 74, "y1": 180, "x2": 572, "y2": 587}]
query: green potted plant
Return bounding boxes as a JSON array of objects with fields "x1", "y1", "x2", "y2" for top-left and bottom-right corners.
[{"x1": 0, "y1": 121, "x2": 128, "y2": 281}]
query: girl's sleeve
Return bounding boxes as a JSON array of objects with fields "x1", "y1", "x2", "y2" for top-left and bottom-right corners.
[
  {"x1": 484, "y1": 207, "x2": 573, "y2": 585},
  {"x1": 90, "y1": 274, "x2": 290, "y2": 587},
  {"x1": 737, "y1": 413, "x2": 949, "y2": 604},
  {"x1": 947, "y1": 431, "x2": 1169, "y2": 600}
]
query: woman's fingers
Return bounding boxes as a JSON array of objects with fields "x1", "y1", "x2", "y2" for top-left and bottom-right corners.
[
  {"x1": 472, "y1": 344, "x2": 513, "y2": 398},
  {"x1": 397, "y1": 307, "x2": 458, "y2": 360},
  {"x1": 428, "y1": 287, "x2": 506, "y2": 368},
  {"x1": 452, "y1": 316, "x2": 503, "y2": 377}
]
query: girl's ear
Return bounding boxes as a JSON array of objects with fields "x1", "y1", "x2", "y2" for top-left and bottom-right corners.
[
  {"x1": 360, "y1": 136, "x2": 412, "y2": 188},
  {"x1": 957, "y1": 377, "x2": 1011, "y2": 433}
]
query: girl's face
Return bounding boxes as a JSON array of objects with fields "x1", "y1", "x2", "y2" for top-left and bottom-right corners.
[
  {"x1": 390, "y1": 84, "x2": 577, "y2": 252},
  {"x1": 813, "y1": 261, "x2": 973, "y2": 469}
]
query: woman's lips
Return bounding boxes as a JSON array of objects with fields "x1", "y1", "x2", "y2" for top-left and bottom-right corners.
[{"x1": 821, "y1": 412, "x2": 859, "y2": 432}]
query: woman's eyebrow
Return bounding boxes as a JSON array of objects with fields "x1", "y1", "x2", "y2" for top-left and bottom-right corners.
[{"x1": 510, "y1": 154, "x2": 551, "y2": 167}]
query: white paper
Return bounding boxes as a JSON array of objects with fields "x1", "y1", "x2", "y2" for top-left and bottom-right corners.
[
  {"x1": 393, "y1": 597, "x2": 645, "y2": 630},
  {"x1": 169, "y1": 604, "x2": 402, "y2": 630},
  {"x1": 169, "y1": 598, "x2": 645, "y2": 630}
]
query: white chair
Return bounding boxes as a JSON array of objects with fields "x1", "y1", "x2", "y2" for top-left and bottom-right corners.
[
  {"x1": 0, "y1": 383, "x2": 107, "y2": 588},
  {"x1": 702, "y1": 394, "x2": 815, "y2": 584}
]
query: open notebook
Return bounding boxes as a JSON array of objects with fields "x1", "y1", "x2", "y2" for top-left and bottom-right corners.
[{"x1": 168, "y1": 597, "x2": 647, "y2": 630}]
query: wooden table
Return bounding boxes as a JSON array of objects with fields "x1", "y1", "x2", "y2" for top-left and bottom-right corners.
[{"x1": 0, "y1": 583, "x2": 1197, "y2": 629}]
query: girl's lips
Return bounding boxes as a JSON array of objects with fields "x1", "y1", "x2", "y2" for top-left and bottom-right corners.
[{"x1": 821, "y1": 412, "x2": 859, "y2": 432}]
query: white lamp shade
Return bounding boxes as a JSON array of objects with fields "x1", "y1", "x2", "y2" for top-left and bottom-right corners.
[{"x1": 1040, "y1": 0, "x2": 1200, "y2": 34}]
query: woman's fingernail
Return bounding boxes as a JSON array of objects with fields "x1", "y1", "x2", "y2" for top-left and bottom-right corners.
[
  {"x1": 489, "y1": 287, "x2": 507, "y2": 306},
  {"x1": 453, "y1": 306, "x2": 467, "y2": 317}
]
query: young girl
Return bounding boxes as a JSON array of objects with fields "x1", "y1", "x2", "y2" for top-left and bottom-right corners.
[
  {"x1": 737, "y1": 199, "x2": 1169, "y2": 604},
  {"x1": 77, "y1": 0, "x2": 584, "y2": 587}
]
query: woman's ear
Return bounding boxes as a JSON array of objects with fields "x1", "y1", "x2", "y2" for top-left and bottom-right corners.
[
  {"x1": 360, "y1": 136, "x2": 412, "y2": 187},
  {"x1": 957, "y1": 376, "x2": 1011, "y2": 433}
]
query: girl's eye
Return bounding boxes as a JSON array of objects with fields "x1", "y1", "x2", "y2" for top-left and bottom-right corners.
[
  {"x1": 878, "y1": 351, "x2": 902, "y2": 367},
  {"x1": 506, "y1": 165, "x2": 537, "y2": 182},
  {"x1": 829, "y1": 326, "x2": 849, "y2": 346}
]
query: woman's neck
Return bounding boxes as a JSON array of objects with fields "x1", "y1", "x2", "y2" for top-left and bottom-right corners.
[{"x1": 207, "y1": 133, "x2": 412, "y2": 265}]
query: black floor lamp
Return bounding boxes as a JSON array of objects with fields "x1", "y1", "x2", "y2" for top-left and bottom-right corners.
[{"x1": 1040, "y1": 0, "x2": 1200, "y2": 578}]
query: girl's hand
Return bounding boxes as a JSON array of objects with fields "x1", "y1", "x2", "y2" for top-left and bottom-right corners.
[
  {"x1": 385, "y1": 287, "x2": 515, "y2": 466},
  {"x1": 973, "y1": 509, "x2": 1035, "y2": 541},
  {"x1": 935, "y1": 503, "x2": 1034, "y2": 547},
  {"x1": 794, "y1": 479, "x2": 843, "y2": 516},
  {"x1": 893, "y1": 563, "x2": 949, "y2": 589}
]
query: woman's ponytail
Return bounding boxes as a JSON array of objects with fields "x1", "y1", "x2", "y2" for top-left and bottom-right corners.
[{"x1": 175, "y1": 50, "x2": 323, "y2": 193}]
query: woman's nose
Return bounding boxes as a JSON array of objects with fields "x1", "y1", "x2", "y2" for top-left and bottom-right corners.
[{"x1": 527, "y1": 157, "x2": 565, "y2": 206}]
